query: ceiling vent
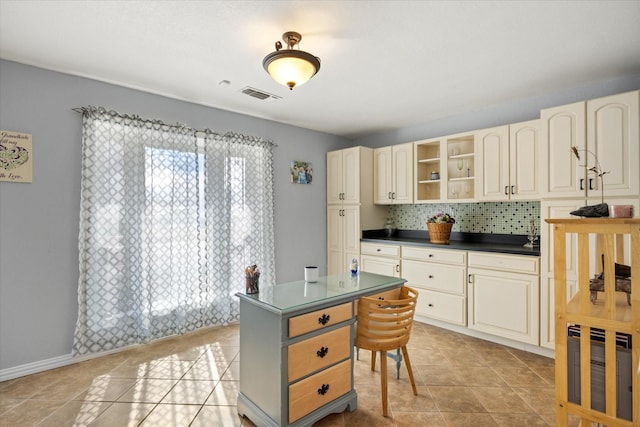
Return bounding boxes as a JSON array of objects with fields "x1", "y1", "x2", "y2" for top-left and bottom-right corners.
[{"x1": 240, "y1": 86, "x2": 281, "y2": 101}]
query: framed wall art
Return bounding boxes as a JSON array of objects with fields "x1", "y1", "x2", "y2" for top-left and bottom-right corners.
[
  {"x1": 0, "y1": 130, "x2": 33, "y2": 183},
  {"x1": 290, "y1": 160, "x2": 312, "y2": 184}
]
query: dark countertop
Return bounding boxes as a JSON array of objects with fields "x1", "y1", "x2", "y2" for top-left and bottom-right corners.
[{"x1": 362, "y1": 229, "x2": 540, "y2": 256}]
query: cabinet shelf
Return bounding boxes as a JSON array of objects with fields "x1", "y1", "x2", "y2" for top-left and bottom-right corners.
[
  {"x1": 418, "y1": 157, "x2": 440, "y2": 164},
  {"x1": 418, "y1": 179, "x2": 440, "y2": 184}
]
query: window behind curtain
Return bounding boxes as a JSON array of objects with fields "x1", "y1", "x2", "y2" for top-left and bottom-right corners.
[{"x1": 73, "y1": 108, "x2": 275, "y2": 356}]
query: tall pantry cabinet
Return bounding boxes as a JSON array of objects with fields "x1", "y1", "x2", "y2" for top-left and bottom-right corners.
[{"x1": 327, "y1": 147, "x2": 386, "y2": 275}]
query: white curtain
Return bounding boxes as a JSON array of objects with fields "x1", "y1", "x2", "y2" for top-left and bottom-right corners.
[{"x1": 73, "y1": 107, "x2": 275, "y2": 356}]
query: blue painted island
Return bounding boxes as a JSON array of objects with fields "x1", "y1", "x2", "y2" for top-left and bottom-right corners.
[{"x1": 236, "y1": 272, "x2": 406, "y2": 426}]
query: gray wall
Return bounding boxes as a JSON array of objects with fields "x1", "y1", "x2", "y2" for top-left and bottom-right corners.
[
  {"x1": 355, "y1": 74, "x2": 640, "y2": 148},
  {"x1": 0, "y1": 60, "x2": 349, "y2": 371},
  {"x1": 1, "y1": 58, "x2": 639, "y2": 374}
]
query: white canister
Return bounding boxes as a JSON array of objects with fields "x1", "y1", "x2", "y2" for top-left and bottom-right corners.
[{"x1": 304, "y1": 266, "x2": 319, "y2": 282}]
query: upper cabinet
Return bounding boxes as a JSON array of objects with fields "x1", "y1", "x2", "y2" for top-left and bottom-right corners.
[
  {"x1": 476, "y1": 120, "x2": 541, "y2": 201},
  {"x1": 327, "y1": 147, "x2": 361, "y2": 205},
  {"x1": 541, "y1": 90, "x2": 639, "y2": 199},
  {"x1": 373, "y1": 143, "x2": 413, "y2": 204},
  {"x1": 587, "y1": 90, "x2": 639, "y2": 198},
  {"x1": 414, "y1": 132, "x2": 475, "y2": 203}
]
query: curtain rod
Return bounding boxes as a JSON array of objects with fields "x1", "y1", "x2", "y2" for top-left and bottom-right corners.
[{"x1": 72, "y1": 107, "x2": 277, "y2": 147}]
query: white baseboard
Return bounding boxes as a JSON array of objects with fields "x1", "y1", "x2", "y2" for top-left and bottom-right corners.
[{"x1": 0, "y1": 354, "x2": 75, "y2": 382}]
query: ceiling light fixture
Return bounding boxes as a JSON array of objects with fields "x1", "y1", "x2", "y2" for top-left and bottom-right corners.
[{"x1": 262, "y1": 31, "x2": 321, "y2": 91}]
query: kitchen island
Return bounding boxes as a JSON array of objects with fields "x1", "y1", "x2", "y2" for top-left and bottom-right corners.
[{"x1": 236, "y1": 272, "x2": 406, "y2": 427}]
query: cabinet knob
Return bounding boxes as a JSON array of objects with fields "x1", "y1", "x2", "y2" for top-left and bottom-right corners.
[
  {"x1": 318, "y1": 314, "x2": 331, "y2": 325},
  {"x1": 316, "y1": 346, "x2": 329, "y2": 358},
  {"x1": 428, "y1": 275, "x2": 434, "y2": 279},
  {"x1": 428, "y1": 303, "x2": 434, "y2": 307},
  {"x1": 317, "y1": 384, "x2": 330, "y2": 395},
  {"x1": 428, "y1": 254, "x2": 434, "y2": 258},
  {"x1": 376, "y1": 248, "x2": 381, "y2": 252}
]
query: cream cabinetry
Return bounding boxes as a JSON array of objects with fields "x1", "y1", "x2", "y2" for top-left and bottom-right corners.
[
  {"x1": 360, "y1": 242, "x2": 401, "y2": 277},
  {"x1": 468, "y1": 252, "x2": 540, "y2": 345},
  {"x1": 401, "y1": 246, "x2": 467, "y2": 325},
  {"x1": 327, "y1": 205, "x2": 361, "y2": 276},
  {"x1": 476, "y1": 120, "x2": 540, "y2": 201},
  {"x1": 414, "y1": 132, "x2": 475, "y2": 203},
  {"x1": 327, "y1": 147, "x2": 385, "y2": 275},
  {"x1": 373, "y1": 143, "x2": 413, "y2": 204},
  {"x1": 327, "y1": 147, "x2": 361, "y2": 205},
  {"x1": 541, "y1": 90, "x2": 639, "y2": 199}
]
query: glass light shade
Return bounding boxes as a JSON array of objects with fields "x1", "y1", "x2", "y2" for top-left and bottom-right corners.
[{"x1": 263, "y1": 50, "x2": 320, "y2": 90}]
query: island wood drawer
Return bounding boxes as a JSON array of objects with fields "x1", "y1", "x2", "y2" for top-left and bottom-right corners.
[
  {"x1": 468, "y1": 252, "x2": 539, "y2": 274},
  {"x1": 289, "y1": 302, "x2": 352, "y2": 338},
  {"x1": 402, "y1": 246, "x2": 466, "y2": 265},
  {"x1": 287, "y1": 325, "x2": 351, "y2": 382},
  {"x1": 415, "y1": 288, "x2": 466, "y2": 325},
  {"x1": 360, "y1": 242, "x2": 400, "y2": 258},
  {"x1": 288, "y1": 359, "x2": 351, "y2": 423},
  {"x1": 402, "y1": 259, "x2": 466, "y2": 294}
]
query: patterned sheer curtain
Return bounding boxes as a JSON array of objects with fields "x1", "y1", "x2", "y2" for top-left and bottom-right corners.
[{"x1": 73, "y1": 107, "x2": 275, "y2": 356}]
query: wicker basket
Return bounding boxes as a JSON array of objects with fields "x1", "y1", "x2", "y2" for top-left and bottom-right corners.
[{"x1": 427, "y1": 222, "x2": 453, "y2": 244}]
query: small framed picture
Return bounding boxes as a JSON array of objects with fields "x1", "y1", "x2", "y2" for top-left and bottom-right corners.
[
  {"x1": 1, "y1": 130, "x2": 33, "y2": 183},
  {"x1": 290, "y1": 161, "x2": 312, "y2": 184}
]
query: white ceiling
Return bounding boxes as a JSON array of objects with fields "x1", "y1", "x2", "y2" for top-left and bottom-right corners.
[{"x1": 1, "y1": 1, "x2": 639, "y2": 139}]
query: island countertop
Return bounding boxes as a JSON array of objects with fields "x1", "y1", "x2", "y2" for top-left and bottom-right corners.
[
  {"x1": 235, "y1": 271, "x2": 407, "y2": 316},
  {"x1": 361, "y1": 229, "x2": 540, "y2": 257}
]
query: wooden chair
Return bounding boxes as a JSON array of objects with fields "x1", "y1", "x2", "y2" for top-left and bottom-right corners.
[{"x1": 355, "y1": 286, "x2": 418, "y2": 416}]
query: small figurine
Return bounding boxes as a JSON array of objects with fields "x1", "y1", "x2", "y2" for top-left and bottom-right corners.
[{"x1": 350, "y1": 258, "x2": 359, "y2": 277}]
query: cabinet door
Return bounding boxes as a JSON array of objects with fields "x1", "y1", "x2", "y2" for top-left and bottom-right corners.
[
  {"x1": 393, "y1": 143, "x2": 414, "y2": 204},
  {"x1": 327, "y1": 206, "x2": 344, "y2": 275},
  {"x1": 341, "y1": 147, "x2": 361, "y2": 204},
  {"x1": 361, "y1": 255, "x2": 400, "y2": 277},
  {"x1": 476, "y1": 125, "x2": 509, "y2": 201},
  {"x1": 510, "y1": 119, "x2": 540, "y2": 200},
  {"x1": 468, "y1": 268, "x2": 539, "y2": 345},
  {"x1": 541, "y1": 101, "x2": 587, "y2": 198},
  {"x1": 327, "y1": 150, "x2": 343, "y2": 205},
  {"x1": 373, "y1": 147, "x2": 393, "y2": 204},
  {"x1": 587, "y1": 90, "x2": 639, "y2": 198},
  {"x1": 342, "y1": 206, "x2": 360, "y2": 255}
]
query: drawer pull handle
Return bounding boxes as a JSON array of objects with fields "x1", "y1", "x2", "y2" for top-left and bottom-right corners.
[
  {"x1": 316, "y1": 346, "x2": 329, "y2": 358},
  {"x1": 317, "y1": 384, "x2": 330, "y2": 395},
  {"x1": 318, "y1": 314, "x2": 331, "y2": 325}
]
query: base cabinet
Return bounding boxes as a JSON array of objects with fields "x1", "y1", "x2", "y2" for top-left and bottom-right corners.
[
  {"x1": 360, "y1": 242, "x2": 400, "y2": 277},
  {"x1": 468, "y1": 253, "x2": 539, "y2": 346},
  {"x1": 401, "y1": 246, "x2": 467, "y2": 326}
]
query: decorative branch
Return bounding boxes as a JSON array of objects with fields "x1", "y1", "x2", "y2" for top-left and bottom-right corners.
[{"x1": 571, "y1": 146, "x2": 609, "y2": 204}]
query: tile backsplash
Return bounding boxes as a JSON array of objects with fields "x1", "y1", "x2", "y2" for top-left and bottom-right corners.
[{"x1": 388, "y1": 201, "x2": 540, "y2": 235}]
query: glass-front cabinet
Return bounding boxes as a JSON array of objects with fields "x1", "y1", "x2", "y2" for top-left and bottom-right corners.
[{"x1": 414, "y1": 132, "x2": 475, "y2": 203}]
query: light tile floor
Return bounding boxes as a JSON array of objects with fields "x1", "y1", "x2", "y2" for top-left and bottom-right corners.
[{"x1": 0, "y1": 322, "x2": 566, "y2": 426}]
